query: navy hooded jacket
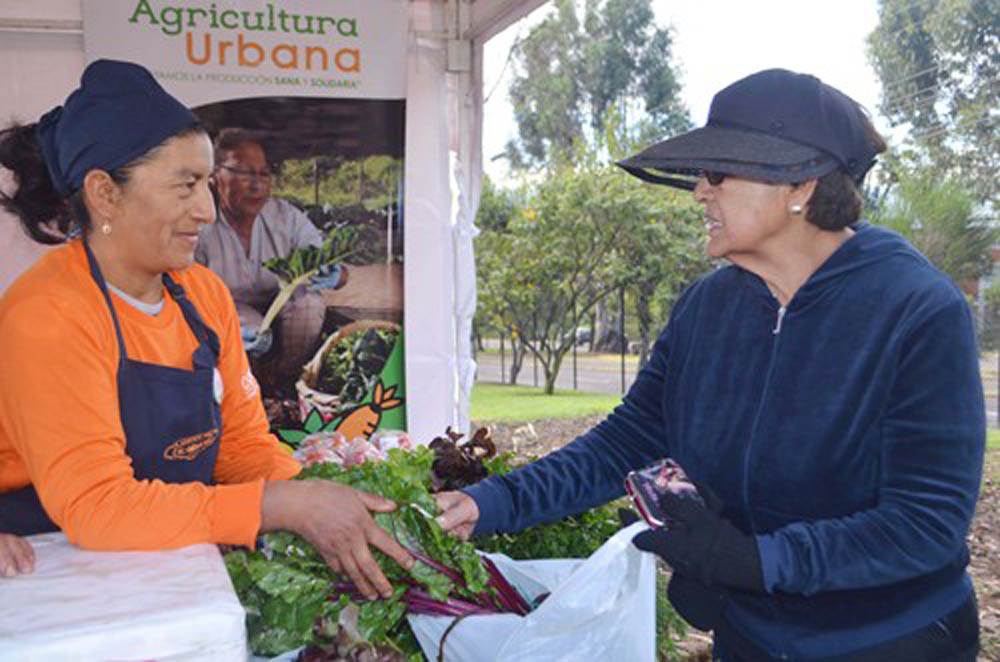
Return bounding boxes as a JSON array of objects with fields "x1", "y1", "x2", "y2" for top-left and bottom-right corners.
[{"x1": 465, "y1": 224, "x2": 985, "y2": 658}]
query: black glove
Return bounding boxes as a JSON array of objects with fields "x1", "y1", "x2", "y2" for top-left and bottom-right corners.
[
  {"x1": 631, "y1": 485, "x2": 764, "y2": 593},
  {"x1": 667, "y1": 572, "x2": 731, "y2": 632},
  {"x1": 617, "y1": 507, "x2": 641, "y2": 527},
  {"x1": 618, "y1": 507, "x2": 732, "y2": 631}
]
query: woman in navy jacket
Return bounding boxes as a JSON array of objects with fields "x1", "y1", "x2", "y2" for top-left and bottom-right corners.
[{"x1": 437, "y1": 69, "x2": 984, "y2": 661}]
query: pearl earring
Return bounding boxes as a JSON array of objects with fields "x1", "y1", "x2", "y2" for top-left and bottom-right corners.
[
  {"x1": 790, "y1": 204, "x2": 803, "y2": 215},
  {"x1": 101, "y1": 223, "x2": 112, "y2": 235}
]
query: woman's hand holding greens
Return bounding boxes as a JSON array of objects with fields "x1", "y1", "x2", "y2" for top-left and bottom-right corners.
[
  {"x1": 260, "y1": 480, "x2": 414, "y2": 600},
  {"x1": 433, "y1": 490, "x2": 480, "y2": 541}
]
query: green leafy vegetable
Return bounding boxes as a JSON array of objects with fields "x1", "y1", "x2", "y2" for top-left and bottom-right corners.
[
  {"x1": 476, "y1": 502, "x2": 622, "y2": 561},
  {"x1": 259, "y1": 227, "x2": 358, "y2": 334},
  {"x1": 224, "y1": 439, "x2": 686, "y2": 659},
  {"x1": 226, "y1": 447, "x2": 505, "y2": 659}
]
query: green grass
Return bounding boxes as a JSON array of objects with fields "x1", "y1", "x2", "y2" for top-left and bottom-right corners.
[
  {"x1": 470, "y1": 383, "x2": 622, "y2": 423},
  {"x1": 989, "y1": 429, "x2": 1000, "y2": 450}
]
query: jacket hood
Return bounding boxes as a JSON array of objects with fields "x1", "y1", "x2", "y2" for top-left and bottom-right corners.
[{"x1": 741, "y1": 223, "x2": 928, "y2": 311}]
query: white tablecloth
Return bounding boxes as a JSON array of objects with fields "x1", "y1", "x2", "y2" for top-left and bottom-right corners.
[{"x1": 0, "y1": 532, "x2": 247, "y2": 662}]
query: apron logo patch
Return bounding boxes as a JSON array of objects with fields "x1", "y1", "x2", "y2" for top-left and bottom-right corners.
[
  {"x1": 163, "y1": 429, "x2": 219, "y2": 461},
  {"x1": 241, "y1": 370, "x2": 260, "y2": 399}
]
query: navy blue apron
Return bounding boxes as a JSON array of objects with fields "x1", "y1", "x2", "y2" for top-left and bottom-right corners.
[{"x1": 0, "y1": 243, "x2": 223, "y2": 535}]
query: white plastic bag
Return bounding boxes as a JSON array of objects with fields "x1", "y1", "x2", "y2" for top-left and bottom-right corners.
[{"x1": 407, "y1": 521, "x2": 655, "y2": 662}]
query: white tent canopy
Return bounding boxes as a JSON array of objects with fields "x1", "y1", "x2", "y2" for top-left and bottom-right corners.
[{"x1": 0, "y1": 0, "x2": 547, "y2": 441}]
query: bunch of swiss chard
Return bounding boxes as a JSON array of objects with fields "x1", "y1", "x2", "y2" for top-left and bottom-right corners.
[
  {"x1": 316, "y1": 327, "x2": 399, "y2": 407},
  {"x1": 224, "y1": 444, "x2": 531, "y2": 660},
  {"x1": 224, "y1": 427, "x2": 665, "y2": 660},
  {"x1": 258, "y1": 227, "x2": 358, "y2": 334}
]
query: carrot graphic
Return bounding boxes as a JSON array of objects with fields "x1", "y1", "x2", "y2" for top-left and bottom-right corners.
[{"x1": 336, "y1": 381, "x2": 403, "y2": 440}]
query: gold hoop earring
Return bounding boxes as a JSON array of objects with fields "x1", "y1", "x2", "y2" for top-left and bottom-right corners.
[
  {"x1": 790, "y1": 204, "x2": 803, "y2": 215},
  {"x1": 101, "y1": 223, "x2": 112, "y2": 235}
]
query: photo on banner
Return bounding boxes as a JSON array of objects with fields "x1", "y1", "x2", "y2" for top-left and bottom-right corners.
[{"x1": 82, "y1": 0, "x2": 409, "y2": 440}]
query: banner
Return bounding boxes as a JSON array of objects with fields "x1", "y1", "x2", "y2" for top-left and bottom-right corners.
[
  {"x1": 83, "y1": 0, "x2": 407, "y2": 105},
  {"x1": 84, "y1": 0, "x2": 408, "y2": 440}
]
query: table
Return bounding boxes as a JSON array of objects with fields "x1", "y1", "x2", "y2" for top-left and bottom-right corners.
[{"x1": 0, "y1": 532, "x2": 247, "y2": 661}]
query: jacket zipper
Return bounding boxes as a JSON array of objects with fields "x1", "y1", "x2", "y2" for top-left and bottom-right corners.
[
  {"x1": 742, "y1": 305, "x2": 785, "y2": 534},
  {"x1": 772, "y1": 306, "x2": 787, "y2": 334}
]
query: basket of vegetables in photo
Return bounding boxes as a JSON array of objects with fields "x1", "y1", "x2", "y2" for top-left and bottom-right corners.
[{"x1": 296, "y1": 320, "x2": 402, "y2": 423}]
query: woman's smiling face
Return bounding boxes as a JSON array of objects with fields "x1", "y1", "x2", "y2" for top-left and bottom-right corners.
[
  {"x1": 694, "y1": 174, "x2": 796, "y2": 261},
  {"x1": 110, "y1": 131, "x2": 217, "y2": 274}
]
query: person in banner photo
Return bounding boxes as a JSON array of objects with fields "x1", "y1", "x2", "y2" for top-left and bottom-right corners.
[
  {"x1": 436, "y1": 69, "x2": 985, "y2": 661},
  {"x1": 0, "y1": 59, "x2": 412, "y2": 600},
  {"x1": 196, "y1": 128, "x2": 348, "y2": 395}
]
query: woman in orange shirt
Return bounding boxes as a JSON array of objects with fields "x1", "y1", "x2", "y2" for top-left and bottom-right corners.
[{"x1": 0, "y1": 59, "x2": 410, "y2": 599}]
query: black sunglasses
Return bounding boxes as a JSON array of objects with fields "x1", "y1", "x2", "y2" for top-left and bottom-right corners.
[{"x1": 701, "y1": 171, "x2": 727, "y2": 186}]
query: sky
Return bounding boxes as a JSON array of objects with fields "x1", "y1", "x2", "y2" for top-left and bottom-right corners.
[{"x1": 481, "y1": 0, "x2": 884, "y2": 183}]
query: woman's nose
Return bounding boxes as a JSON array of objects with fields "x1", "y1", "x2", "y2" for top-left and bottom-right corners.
[
  {"x1": 693, "y1": 177, "x2": 711, "y2": 203},
  {"x1": 194, "y1": 183, "x2": 217, "y2": 224}
]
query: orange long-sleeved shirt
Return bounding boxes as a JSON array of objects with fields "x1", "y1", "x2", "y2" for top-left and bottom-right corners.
[{"x1": 0, "y1": 241, "x2": 300, "y2": 549}]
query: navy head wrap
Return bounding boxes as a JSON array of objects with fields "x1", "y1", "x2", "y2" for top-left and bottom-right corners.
[{"x1": 35, "y1": 59, "x2": 198, "y2": 197}]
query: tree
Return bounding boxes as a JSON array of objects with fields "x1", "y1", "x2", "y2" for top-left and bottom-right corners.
[
  {"x1": 476, "y1": 146, "x2": 709, "y2": 393},
  {"x1": 589, "y1": 185, "x2": 706, "y2": 357},
  {"x1": 581, "y1": 0, "x2": 690, "y2": 137},
  {"x1": 980, "y1": 281, "x2": 1000, "y2": 351},
  {"x1": 589, "y1": 195, "x2": 707, "y2": 361},
  {"x1": 475, "y1": 175, "x2": 520, "y2": 233},
  {"x1": 506, "y1": 0, "x2": 689, "y2": 167},
  {"x1": 473, "y1": 177, "x2": 527, "y2": 384},
  {"x1": 476, "y1": 224, "x2": 533, "y2": 385},
  {"x1": 869, "y1": 167, "x2": 996, "y2": 284},
  {"x1": 505, "y1": 0, "x2": 583, "y2": 169},
  {"x1": 476, "y1": 160, "x2": 632, "y2": 394},
  {"x1": 612, "y1": 202, "x2": 709, "y2": 368},
  {"x1": 867, "y1": 0, "x2": 999, "y2": 204},
  {"x1": 594, "y1": 112, "x2": 709, "y2": 360}
]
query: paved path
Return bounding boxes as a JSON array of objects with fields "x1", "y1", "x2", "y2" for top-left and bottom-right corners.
[{"x1": 474, "y1": 349, "x2": 638, "y2": 394}]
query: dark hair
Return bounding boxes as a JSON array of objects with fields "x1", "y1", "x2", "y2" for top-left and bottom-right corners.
[
  {"x1": 0, "y1": 124, "x2": 74, "y2": 244},
  {"x1": 213, "y1": 127, "x2": 267, "y2": 165},
  {"x1": 0, "y1": 122, "x2": 204, "y2": 244},
  {"x1": 804, "y1": 107, "x2": 888, "y2": 231}
]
